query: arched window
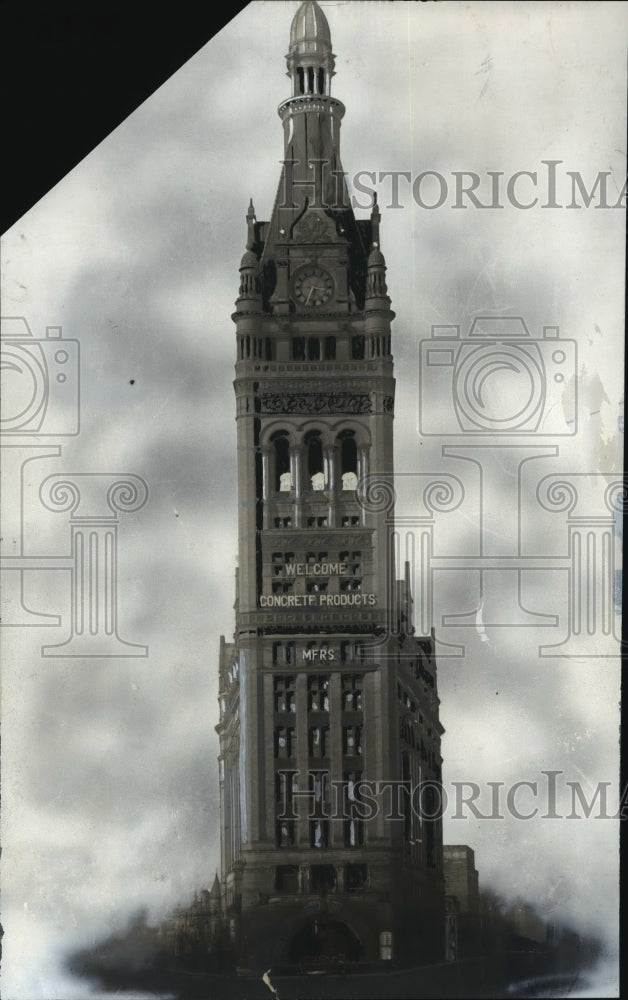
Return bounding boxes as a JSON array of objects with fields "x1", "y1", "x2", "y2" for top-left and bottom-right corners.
[
  {"x1": 305, "y1": 430, "x2": 325, "y2": 490},
  {"x1": 352, "y1": 336, "x2": 365, "y2": 360},
  {"x1": 271, "y1": 431, "x2": 291, "y2": 492},
  {"x1": 318, "y1": 68, "x2": 325, "y2": 95},
  {"x1": 338, "y1": 429, "x2": 358, "y2": 490},
  {"x1": 297, "y1": 67, "x2": 305, "y2": 94}
]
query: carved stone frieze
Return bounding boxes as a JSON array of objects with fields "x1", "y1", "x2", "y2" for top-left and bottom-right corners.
[
  {"x1": 262, "y1": 530, "x2": 372, "y2": 548},
  {"x1": 258, "y1": 622, "x2": 387, "y2": 636},
  {"x1": 260, "y1": 392, "x2": 373, "y2": 414}
]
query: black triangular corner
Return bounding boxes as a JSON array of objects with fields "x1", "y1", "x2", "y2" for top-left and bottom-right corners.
[{"x1": 2, "y1": 2, "x2": 249, "y2": 232}]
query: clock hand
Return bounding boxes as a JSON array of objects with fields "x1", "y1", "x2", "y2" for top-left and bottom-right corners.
[{"x1": 307, "y1": 286, "x2": 325, "y2": 304}]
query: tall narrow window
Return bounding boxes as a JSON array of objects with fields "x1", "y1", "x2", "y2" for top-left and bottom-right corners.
[
  {"x1": 275, "y1": 770, "x2": 296, "y2": 816},
  {"x1": 308, "y1": 675, "x2": 330, "y2": 712},
  {"x1": 275, "y1": 865, "x2": 299, "y2": 891},
  {"x1": 308, "y1": 337, "x2": 320, "y2": 360},
  {"x1": 344, "y1": 818, "x2": 364, "y2": 847},
  {"x1": 274, "y1": 726, "x2": 295, "y2": 759},
  {"x1": 318, "y1": 67, "x2": 325, "y2": 95},
  {"x1": 277, "y1": 820, "x2": 296, "y2": 847},
  {"x1": 310, "y1": 819, "x2": 329, "y2": 848},
  {"x1": 271, "y1": 431, "x2": 291, "y2": 492},
  {"x1": 339, "y1": 429, "x2": 358, "y2": 490},
  {"x1": 310, "y1": 865, "x2": 335, "y2": 891},
  {"x1": 352, "y1": 335, "x2": 365, "y2": 360},
  {"x1": 343, "y1": 725, "x2": 363, "y2": 756},
  {"x1": 342, "y1": 674, "x2": 363, "y2": 711},
  {"x1": 343, "y1": 770, "x2": 362, "y2": 805},
  {"x1": 309, "y1": 771, "x2": 329, "y2": 818},
  {"x1": 274, "y1": 675, "x2": 296, "y2": 713},
  {"x1": 305, "y1": 430, "x2": 324, "y2": 490},
  {"x1": 308, "y1": 726, "x2": 329, "y2": 757},
  {"x1": 345, "y1": 863, "x2": 368, "y2": 889}
]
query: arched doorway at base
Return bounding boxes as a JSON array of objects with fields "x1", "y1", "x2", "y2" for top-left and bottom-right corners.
[{"x1": 288, "y1": 917, "x2": 363, "y2": 967}]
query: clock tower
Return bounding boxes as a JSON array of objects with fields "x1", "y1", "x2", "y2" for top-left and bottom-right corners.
[{"x1": 217, "y1": 0, "x2": 445, "y2": 970}]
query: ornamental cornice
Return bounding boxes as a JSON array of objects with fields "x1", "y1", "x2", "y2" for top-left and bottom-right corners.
[
  {"x1": 233, "y1": 373, "x2": 395, "y2": 393},
  {"x1": 261, "y1": 529, "x2": 372, "y2": 548},
  {"x1": 277, "y1": 95, "x2": 346, "y2": 120}
]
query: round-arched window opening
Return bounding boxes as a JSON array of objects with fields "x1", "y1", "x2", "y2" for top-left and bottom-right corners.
[
  {"x1": 271, "y1": 431, "x2": 291, "y2": 492},
  {"x1": 338, "y1": 430, "x2": 358, "y2": 490},
  {"x1": 305, "y1": 430, "x2": 325, "y2": 490}
]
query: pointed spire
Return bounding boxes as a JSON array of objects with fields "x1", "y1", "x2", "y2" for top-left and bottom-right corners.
[
  {"x1": 366, "y1": 190, "x2": 389, "y2": 298},
  {"x1": 246, "y1": 198, "x2": 257, "y2": 250},
  {"x1": 370, "y1": 192, "x2": 381, "y2": 249},
  {"x1": 209, "y1": 873, "x2": 221, "y2": 899},
  {"x1": 366, "y1": 246, "x2": 388, "y2": 298}
]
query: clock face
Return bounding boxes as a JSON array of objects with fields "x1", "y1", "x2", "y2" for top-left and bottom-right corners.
[{"x1": 292, "y1": 266, "x2": 334, "y2": 307}]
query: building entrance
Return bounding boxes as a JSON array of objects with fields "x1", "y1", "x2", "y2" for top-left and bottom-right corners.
[{"x1": 288, "y1": 917, "x2": 362, "y2": 967}]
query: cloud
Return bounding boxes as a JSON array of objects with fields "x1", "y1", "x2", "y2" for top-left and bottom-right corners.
[{"x1": 1, "y1": 2, "x2": 624, "y2": 995}]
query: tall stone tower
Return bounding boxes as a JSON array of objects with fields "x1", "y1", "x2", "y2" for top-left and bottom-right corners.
[{"x1": 217, "y1": 0, "x2": 444, "y2": 970}]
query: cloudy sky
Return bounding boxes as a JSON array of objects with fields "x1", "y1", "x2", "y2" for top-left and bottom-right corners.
[{"x1": 1, "y1": 2, "x2": 625, "y2": 997}]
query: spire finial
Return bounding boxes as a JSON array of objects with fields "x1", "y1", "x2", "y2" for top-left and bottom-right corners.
[
  {"x1": 287, "y1": 1, "x2": 335, "y2": 97},
  {"x1": 246, "y1": 198, "x2": 257, "y2": 250},
  {"x1": 370, "y1": 191, "x2": 381, "y2": 249},
  {"x1": 290, "y1": 2, "x2": 332, "y2": 52}
]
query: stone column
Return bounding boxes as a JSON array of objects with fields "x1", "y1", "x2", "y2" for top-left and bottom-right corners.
[
  {"x1": 325, "y1": 446, "x2": 336, "y2": 527},
  {"x1": 293, "y1": 445, "x2": 304, "y2": 528},
  {"x1": 262, "y1": 450, "x2": 271, "y2": 529},
  {"x1": 295, "y1": 671, "x2": 309, "y2": 846},
  {"x1": 329, "y1": 671, "x2": 342, "y2": 847}
]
